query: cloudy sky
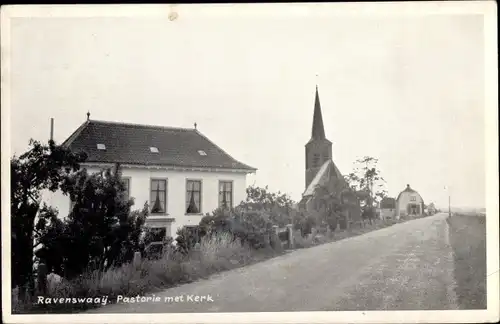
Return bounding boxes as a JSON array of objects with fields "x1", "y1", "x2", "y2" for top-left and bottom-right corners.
[{"x1": 7, "y1": 4, "x2": 488, "y2": 209}]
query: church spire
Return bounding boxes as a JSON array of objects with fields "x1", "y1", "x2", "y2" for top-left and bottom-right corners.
[{"x1": 311, "y1": 85, "x2": 326, "y2": 140}]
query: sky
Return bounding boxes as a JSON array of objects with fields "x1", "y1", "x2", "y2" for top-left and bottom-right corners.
[{"x1": 7, "y1": 5, "x2": 487, "y2": 209}]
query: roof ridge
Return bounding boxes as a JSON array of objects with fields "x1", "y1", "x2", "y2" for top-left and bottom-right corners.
[
  {"x1": 61, "y1": 120, "x2": 90, "y2": 148},
  {"x1": 194, "y1": 129, "x2": 257, "y2": 171},
  {"x1": 88, "y1": 119, "x2": 196, "y2": 132}
]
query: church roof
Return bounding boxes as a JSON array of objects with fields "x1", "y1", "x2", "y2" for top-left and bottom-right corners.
[
  {"x1": 302, "y1": 159, "x2": 345, "y2": 197},
  {"x1": 309, "y1": 86, "x2": 330, "y2": 143},
  {"x1": 61, "y1": 119, "x2": 257, "y2": 172}
]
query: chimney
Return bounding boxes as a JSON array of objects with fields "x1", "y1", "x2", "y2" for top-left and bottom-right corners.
[{"x1": 50, "y1": 118, "x2": 54, "y2": 141}]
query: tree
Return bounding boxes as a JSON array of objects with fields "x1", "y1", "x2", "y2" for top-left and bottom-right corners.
[
  {"x1": 426, "y1": 202, "x2": 436, "y2": 215},
  {"x1": 346, "y1": 156, "x2": 387, "y2": 224},
  {"x1": 310, "y1": 182, "x2": 346, "y2": 232},
  {"x1": 239, "y1": 185, "x2": 296, "y2": 227},
  {"x1": 39, "y1": 163, "x2": 149, "y2": 278},
  {"x1": 11, "y1": 139, "x2": 86, "y2": 299}
]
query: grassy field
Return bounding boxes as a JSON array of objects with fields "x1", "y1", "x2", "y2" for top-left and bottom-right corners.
[{"x1": 447, "y1": 214, "x2": 487, "y2": 309}]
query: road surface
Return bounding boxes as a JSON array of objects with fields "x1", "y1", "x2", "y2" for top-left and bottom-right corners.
[{"x1": 89, "y1": 213, "x2": 458, "y2": 313}]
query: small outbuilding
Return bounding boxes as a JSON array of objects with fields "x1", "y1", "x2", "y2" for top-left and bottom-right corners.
[{"x1": 379, "y1": 197, "x2": 397, "y2": 220}]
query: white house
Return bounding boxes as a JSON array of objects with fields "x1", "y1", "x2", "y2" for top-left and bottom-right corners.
[
  {"x1": 395, "y1": 184, "x2": 425, "y2": 219},
  {"x1": 43, "y1": 117, "x2": 256, "y2": 239}
]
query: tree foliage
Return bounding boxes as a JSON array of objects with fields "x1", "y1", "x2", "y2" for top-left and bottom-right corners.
[
  {"x1": 10, "y1": 139, "x2": 86, "y2": 295},
  {"x1": 239, "y1": 185, "x2": 295, "y2": 227},
  {"x1": 176, "y1": 185, "x2": 294, "y2": 253},
  {"x1": 37, "y1": 164, "x2": 149, "y2": 278},
  {"x1": 345, "y1": 156, "x2": 387, "y2": 207},
  {"x1": 309, "y1": 182, "x2": 346, "y2": 231}
]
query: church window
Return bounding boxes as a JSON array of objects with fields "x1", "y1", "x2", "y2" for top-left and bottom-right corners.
[{"x1": 312, "y1": 154, "x2": 320, "y2": 168}]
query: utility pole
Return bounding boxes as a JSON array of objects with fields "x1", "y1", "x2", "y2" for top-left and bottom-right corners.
[{"x1": 448, "y1": 195, "x2": 451, "y2": 217}]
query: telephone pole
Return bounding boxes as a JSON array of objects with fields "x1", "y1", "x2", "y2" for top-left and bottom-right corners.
[{"x1": 448, "y1": 195, "x2": 451, "y2": 217}]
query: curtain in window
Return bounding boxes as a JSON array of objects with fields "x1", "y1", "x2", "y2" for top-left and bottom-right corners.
[
  {"x1": 151, "y1": 180, "x2": 166, "y2": 213},
  {"x1": 219, "y1": 182, "x2": 232, "y2": 208},
  {"x1": 186, "y1": 181, "x2": 200, "y2": 213}
]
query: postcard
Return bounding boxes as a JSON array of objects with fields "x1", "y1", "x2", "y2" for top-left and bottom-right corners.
[{"x1": 1, "y1": 2, "x2": 498, "y2": 323}]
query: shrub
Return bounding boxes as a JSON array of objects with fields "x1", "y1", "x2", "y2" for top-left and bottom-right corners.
[
  {"x1": 269, "y1": 232, "x2": 284, "y2": 252},
  {"x1": 175, "y1": 226, "x2": 202, "y2": 255},
  {"x1": 293, "y1": 212, "x2": 316, "y2": 237},
  {"x1": 293, "y1": 234, "x2": 314, "y2": 249}
]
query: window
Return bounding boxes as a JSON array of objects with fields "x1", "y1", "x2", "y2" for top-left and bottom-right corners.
[
  {"x1": 312, "y1": 154, "x2": 320, "y2": 168},
  {"x1": 186, "y1": 180, "x2": 202, "y2": 214},
  {"x1": 150, "y1": 227, "x2": 167, "y2": 242},
  {"x1": 410, "y1": 196, "x2": 416, "y2": 202},
  {"x1": 150, "y1": 179, "x2": 167, "y2": 214},
  {"x1": 150, "y1": 147, "x2": 159, "y2": 153},
  {"x1": 97, "y1": 143, "x2": 106, "y2": 150},
  {"x1": 219, "y1": 181, "x2": 233, "y2": 209},
  {"x1": 198, "y1": 150, "x2": 207, "y2": 156},
  {"x1": 122, "y1": 178, "x2": 130, "y2": 200}
]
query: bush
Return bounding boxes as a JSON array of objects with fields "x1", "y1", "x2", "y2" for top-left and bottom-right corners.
[
  {"x1": 293, "y1": 234, "x2": 314, "y2": 249},
  {"x1": 175, "y1": 226, "x2": 202, "y2": 255},
  {"x1": 178, "y1": 208, "x2": 275, "y2": 254},
  {"x1": 269, "y1": 232, "x2": 284, "y2": 252},
  {"x1": 293, "y1": 211, "x2": 316, "y2": 237}
]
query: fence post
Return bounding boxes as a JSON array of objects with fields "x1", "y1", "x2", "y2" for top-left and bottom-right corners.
[
  {"x1": 264, "y1": 233, "x2": 271, "y2": 247},
  {"x1": 37, "y1": 263, "x2": 48, "y2": 296},
  {"x1": 133, "y1": 251, "x2": 142, "y2": 270},
  {"x1": 286, "y1": 224, "x2": 294, "y2": 249},
  {"x1": 326, "y1": 225, "x2": 332, "y2": 238}
]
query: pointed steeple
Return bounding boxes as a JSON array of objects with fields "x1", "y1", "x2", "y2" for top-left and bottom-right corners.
[{"x1": 311, "y1": 85, "x2": 326, "y2": 140}]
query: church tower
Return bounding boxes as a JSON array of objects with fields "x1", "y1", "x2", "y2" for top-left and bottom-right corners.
[{"x1": 305, "y1": 86, "x2": 332, "y2": 190}]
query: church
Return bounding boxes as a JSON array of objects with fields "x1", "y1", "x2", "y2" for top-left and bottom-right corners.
[{"x1": 299, "y1": 86, "x2": 361, "y2": 229}]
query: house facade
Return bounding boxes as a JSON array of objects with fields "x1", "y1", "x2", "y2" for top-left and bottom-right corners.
[
  {"x1": 299, "y1": 86, "x2": 361, "y2": 229},
  {"x1": 43, "y1": 118, "x2": 256, "y2": 239},
  {"x1": 395, "y1": 184, "x2": 424, "y2": 219}
]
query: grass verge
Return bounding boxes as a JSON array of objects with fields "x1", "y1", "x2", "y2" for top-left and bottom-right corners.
[
  {"x1": 447, "y1": 214, "x2": 487, "y2": 309},
  {"x1": 12, "y1": 233, "x2": 281, "y2": 314}
]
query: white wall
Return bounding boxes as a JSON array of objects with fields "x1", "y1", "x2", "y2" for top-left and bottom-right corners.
[
  {"x1": 380, "y1": 208, "x2": 396, "y2": 220},
  {"x1": 396, "y1": 191, "x2": 424, "y2": 217},
  {"x1": 42, "y1": 165, "x2": 248, "y2": 238}
]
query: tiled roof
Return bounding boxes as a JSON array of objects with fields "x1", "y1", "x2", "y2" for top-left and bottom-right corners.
[{"x1": 62, "y1": 120, "x2": 256, "y2": 172}]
